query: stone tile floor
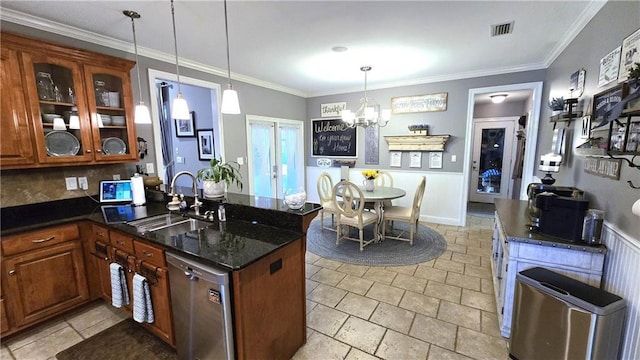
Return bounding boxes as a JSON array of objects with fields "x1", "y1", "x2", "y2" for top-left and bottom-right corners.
[{"x1": 1, "y1": 214, "x2": 508, "y2": 360}]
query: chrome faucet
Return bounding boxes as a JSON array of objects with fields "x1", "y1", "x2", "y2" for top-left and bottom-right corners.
[{"x1": 169, "y1": 171, "x2": 202, "y2": 216}]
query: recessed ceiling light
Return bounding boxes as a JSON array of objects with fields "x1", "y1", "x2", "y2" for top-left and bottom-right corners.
[{"x1": 332, "y1": 46, "x2": 348, "y2": 53}]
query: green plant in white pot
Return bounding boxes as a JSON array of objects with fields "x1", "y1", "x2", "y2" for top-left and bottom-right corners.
[{"x1": 196, "y1": 157, "x2": 243, "y2": 198}]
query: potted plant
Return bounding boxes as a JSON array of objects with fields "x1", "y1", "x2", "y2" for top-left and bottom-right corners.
[
  {"x1": 548, "y1": 97, "x2": 565, "y2": 112},
  {"x1": 196, "y1": 157, "x2": 243, "y2": 198},
  {"x1": 361, "y1": 169, "x2": 379, "y2": 191}
]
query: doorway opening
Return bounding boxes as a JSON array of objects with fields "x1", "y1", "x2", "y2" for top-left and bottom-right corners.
[
  {"x1": 462, "y1": 82, "x2": 543, "y2": 225},
  {"x1": 147, "y1": 69, "x2": 223, "y2": 190}
]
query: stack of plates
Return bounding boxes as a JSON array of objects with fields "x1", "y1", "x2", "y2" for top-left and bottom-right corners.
[
  {"x1": 111, "y1": 115, "x2": 126, "y2": 126},
  {"x1": 98, "y1": 114, "x2": 111, "y2": 126}
]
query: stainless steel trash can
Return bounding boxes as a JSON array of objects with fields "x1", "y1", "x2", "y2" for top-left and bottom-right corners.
[{"x1": 510, "y1": 267, "x2": 625, "y2": 360}]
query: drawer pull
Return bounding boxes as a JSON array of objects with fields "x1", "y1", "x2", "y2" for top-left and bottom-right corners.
[
  {"x1": 144, "y1": 252, "x2": 153, "y2": 257},
  {"x1": 32, "y1": 236, "x2": 55, "y2": 243},
  {"x1": 8, "y1": 270, "x2": 16, "y2": 275}
]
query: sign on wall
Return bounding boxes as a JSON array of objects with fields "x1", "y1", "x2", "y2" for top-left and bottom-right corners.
[
  {"x1": 311, "y1": 118, "x2": 357, "y2": 157},
  {"x1": 320, "y1": 102, "x2": 347, "y2": 117},
  {"x1": 584, "y1": 156, "x2": 621, "y2": 180},
  {"x1": 391, "y1": 93, "x2": 448, "y2": 114}
]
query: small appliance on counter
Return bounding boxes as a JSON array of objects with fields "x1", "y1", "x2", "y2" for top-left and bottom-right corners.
[
  {"x1": 527, "y1": 183, "x2": 583, "y2": 227},
  {"x1": 535, "y1": 193, "x2": 590, "y2": 242}
]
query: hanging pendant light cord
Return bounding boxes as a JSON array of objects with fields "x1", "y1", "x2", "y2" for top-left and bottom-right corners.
[
  {"x1": 170, "y1": 0, "x2": 182, "y2": 93},
  {"x1": 128, "y1": 14, "x2": 144, "y2": 101},
  {"x1": 224, "y1": 0, "x2": 232, "y2": 86}
]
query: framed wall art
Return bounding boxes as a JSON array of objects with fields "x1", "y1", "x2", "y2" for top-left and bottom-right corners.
[
  {"x1": 311, "y1": 118, "x2": 357, "y2": 157},
  {"x1": 591, "y1": 83, "x2": 627, "y2": 129},
  {"x1": 618, "y1": 27, "x2": 640, "y2": 82},
  {"x1": 197, "y1": 128, "x2": 215, "y2": 160},
  {"x1": 175, "y1": 111, "x2": 195, "y2": 137},
  {"x1": 391, "y1": 93, "x2": 448, "y2": 114}
]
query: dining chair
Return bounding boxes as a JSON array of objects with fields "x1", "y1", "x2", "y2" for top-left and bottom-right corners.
[
  {"x1": 364, "y1": 170, "x2": 394, "y2": 211},
  {"x1": 317, "y1": 172, "x2": 340, "y2": 231},
  {"x1": 381, "y1": 176, "x2": 426, "y2": 245},
  {"x1": 333, "y1": 180, "x2": 378, "y2": 252}
]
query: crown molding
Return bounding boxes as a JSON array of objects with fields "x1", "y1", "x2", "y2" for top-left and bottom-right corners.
[
  {"x1": 543, "y1": 0, "x2": 607, "y2": 66},
  {"x1": 0, "y1": 7, "x2": 308, "y2": 98}
]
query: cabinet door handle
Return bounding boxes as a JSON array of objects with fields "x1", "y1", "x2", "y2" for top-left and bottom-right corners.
[
  {"x1": 144, "y1": 251, "x2": 153, "y2": 257},
  {"x1": 32, "y1": 236, "x2": 55, "y2": 243},
  {"x1": 8, "y1": 270, "x2": 16, "y2": 275},
  {"x1": 86, "y1": 149, "x2": 92, "y2": 153},
  {"x1": 96, "y1": 149, "x2": 103, "y2": 153}
]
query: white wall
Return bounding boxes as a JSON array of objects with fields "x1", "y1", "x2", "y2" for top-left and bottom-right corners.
[{"x1": 306, "y1": 167, "x2": 464, "y2": 226}]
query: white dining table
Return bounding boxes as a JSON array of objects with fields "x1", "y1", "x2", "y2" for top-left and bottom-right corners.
[{"x1": 353, "y1": 186, "x2": 406, "y2": 241}]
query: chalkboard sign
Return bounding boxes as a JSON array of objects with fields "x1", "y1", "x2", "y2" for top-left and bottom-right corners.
[{"x1": 311, "y1": 118, "x2": 357, "y2": 157}]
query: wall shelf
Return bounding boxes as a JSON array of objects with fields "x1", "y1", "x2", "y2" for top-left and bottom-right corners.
[{"x1": 383, "y1": 134, "x2": 450, "y2": 151}]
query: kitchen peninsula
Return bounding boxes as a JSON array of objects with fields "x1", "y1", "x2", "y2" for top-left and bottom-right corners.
[
  {"x1": 491, "y1": 198, "x2": 606, "y2": 338},
  {"x1": 0, "y1": 192, "x2": 321, "y2": 359}
]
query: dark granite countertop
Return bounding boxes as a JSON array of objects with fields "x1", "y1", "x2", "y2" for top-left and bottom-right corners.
[
  {"x1": 1, "y1": 191, "x2": 321, "y2": 271},
  {"x1": 494, "y1": 199, "x2": 606, "y2": 254}
]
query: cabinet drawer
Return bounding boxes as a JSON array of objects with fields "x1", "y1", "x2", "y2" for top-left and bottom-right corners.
[
  {"x1": 110, "y1": 232, "x2": 134, "y2": 253},
  {"x1": 134, "y1": 240, "x2": 166, "y2": 268},
  {"x1": 91, "y1": 224, "x2": 110, "y2": 243},
  {"x1": 2, "y1": 223, "x2": 80, "y2": 256}
]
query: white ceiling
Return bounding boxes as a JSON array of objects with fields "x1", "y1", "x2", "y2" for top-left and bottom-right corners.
[{"x1": 0, "y1": 1, "x2": 605, "y2": 98}]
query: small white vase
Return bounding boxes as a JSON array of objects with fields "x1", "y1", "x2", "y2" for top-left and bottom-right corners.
[
  {"x1": 203, "y1": 180, "x2": 225, "y2": 198},
  {"x1": 363, "y1": 179, "x2": 375, "y2": 192}
]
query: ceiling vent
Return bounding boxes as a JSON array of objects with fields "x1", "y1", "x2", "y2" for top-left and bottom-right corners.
[{"x1": 491, "y1": 22, "x2": 514, "y2": 37}]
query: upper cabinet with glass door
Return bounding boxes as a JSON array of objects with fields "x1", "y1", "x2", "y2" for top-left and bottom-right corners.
[
  {"x1": 0, "y1": 32, "x2": 137, "y2": 169},
  {"x1": 84, "y1": 65, "x2": 136, "y2": 162}
]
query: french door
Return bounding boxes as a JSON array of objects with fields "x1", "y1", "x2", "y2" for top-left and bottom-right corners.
[
  {"x1": 246, "y1": 115, "x2": 304, "y2": 199},
  {"x1": 468, "y1": 119, "x2": 516, "y2": 203}
]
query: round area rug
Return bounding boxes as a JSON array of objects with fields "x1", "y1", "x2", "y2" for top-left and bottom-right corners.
[{"x1": 306, "y1": 219, "x2": 447, "y2": 266}]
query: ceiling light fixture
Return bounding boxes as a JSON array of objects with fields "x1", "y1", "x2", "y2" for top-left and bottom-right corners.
[
  {"x1": 221, "y1": 0, "x2": 240, "y2": 114},
  {"x1": 169, "y1": 0, "x2": 190, "y2": 120},
  {"x1": 341, "y1": 66, "x2": 390, "y2": 128},
  {"x1": 490, "y1": 94, "x2": 508, "y2": 103},
  {"x1": 124, "y1": 10, "x2": 151, "y2": 124}
]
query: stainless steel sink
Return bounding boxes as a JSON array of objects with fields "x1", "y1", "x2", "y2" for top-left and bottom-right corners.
[
  {"x1": 128, "y1": 214, "x2": 211, "y2": 234},
  {"x1": 150, "y1": 218, "x2": 213, "y2": 237}
]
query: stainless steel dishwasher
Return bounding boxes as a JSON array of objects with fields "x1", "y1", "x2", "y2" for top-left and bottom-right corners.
[{"x1": 166, "y1": 252, "x2": 234, "y2": 360}]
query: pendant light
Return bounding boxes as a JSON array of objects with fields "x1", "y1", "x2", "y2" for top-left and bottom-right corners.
[
  {"x1": 221, "y1": 0, "x2": 241, "y2": 114},
  {"x1": 341, "y1": 66, "x2": 390, "y2": 128},
  {"x1": 124, "y1": 10, "x2": 152, "y2": 124},
  {"x1": 169, "y1": 0, "x2": 190, "y2": 120}
]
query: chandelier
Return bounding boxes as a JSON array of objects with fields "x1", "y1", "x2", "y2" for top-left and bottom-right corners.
[{"x1": 341, "y1": 66, "x2": 391, "y2": 128}]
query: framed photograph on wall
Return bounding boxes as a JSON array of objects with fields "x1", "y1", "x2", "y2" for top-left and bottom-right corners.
[
  {"x1": 390, "y1": 151, "x2": 402, "y2": 167},
  {"x1": 197, "y1": 128, "x2": 215, "y2": 160},
  {"x1": 175, "y1": 111, "x2": 196, "y2": 137},
  {"x1": 429, "y1": 152, "x2": 443, "y2": 169}
]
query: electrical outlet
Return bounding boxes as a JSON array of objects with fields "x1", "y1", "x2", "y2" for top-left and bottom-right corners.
[
  {"x1": 237, "y1": 157, "x2": 244, "y2": 165},
  {"x1": 113, "y1": 174, "x2": 121, "y2": 180},
  {"x1": 146, "y1": 163, "x2": 155, "y2": 174},
  {"x1": 451, "y1": 155, "x2": 457, "y2": 162},
  {"x1": 65, "y1": 177, "x2": 78, "y2": 190},
  {"x1": 78, "y1": 177, "x2": 88, "y2": 190},
  {"x1": 176, "y1": 156, "x2": 185, "y2": 164}
]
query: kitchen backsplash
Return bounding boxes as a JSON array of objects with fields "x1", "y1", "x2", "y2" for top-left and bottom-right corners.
[{"x1": 0, "y1": 164, "x2": 137, "y2": 208}]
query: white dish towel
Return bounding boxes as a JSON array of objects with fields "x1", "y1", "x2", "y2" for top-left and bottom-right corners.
[
  {"x1": 133, "y1": 273, "x2": 155, "y2": 323},
  {"x1": 110, "y1": 263, "x2": 129, "y2": 308}
]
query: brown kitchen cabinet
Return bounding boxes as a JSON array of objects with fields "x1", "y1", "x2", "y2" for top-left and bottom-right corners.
[
  {"x1": 0, "y1": 32, "x2": 137, "y2": 169},
  {"x1": 232, "y1": 239, "x2": 305, "y2": 360},
  {"x1": 85, "y1": 224, "x2": 113, "y2": 302},
  {"x1": 134, "y1": 240, "x2": 174, "y2": 346},
  {"x1": 109, "y1": 231, "x2": 137, "y2": 315},
  {"x1": 0, "y1": 45, "x2": 35, "y2": 168},
  {"x1": 1, "y1": 224, "x2": 89, "y2": 335}
]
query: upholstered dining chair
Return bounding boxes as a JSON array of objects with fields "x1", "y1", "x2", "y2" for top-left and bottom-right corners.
[
  {"x1": 381, "y1": 176, "x2": 426, "y2": 245},
  {"x1": 364, "y1": 170, "x2": 394, "y2": 211},
  {"x1": 317, "y1": 172, "x2": 340, "y2": 231},
  {"x1": 333, "y1": 180, "x2": 378, "y2": 252}
]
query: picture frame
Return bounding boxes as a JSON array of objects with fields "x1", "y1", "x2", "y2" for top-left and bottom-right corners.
[
  {"x1": 311, "y1": 118, "x2": 357, "y2": 157},
  {"x1": 391, "y1": 93, "x2": 448, "y2": 114},
  {"x1": 410, "y1": 152, "x2": 422, "y2": 168},
  {"x1": 429, "y1": 152, "x2": 443, "y2": 169},
  {"x1": 618, "y1": 28, "x2": 640, "y2": 83},
  {"x1": 591, "y1": 83, "x2": 627, "y2": 129},
  {"x1": 580, "y1": 116, "x2": 592, "y2": 139},
  {"x1": 197, "y1": 128, "x2": 215, "y2": 160},
  {"x1": 390, "y1": 151, "x2": 402, "y2": 167},
  {"x1": 175, "y1": 111, "x2": 196, "y2": 137},
  {"x1": 320, "y1": 102, "x2": 347, "y2": 117},
  {"x1": 597, "y1": 46, "x2": 621, "y2": 87}
]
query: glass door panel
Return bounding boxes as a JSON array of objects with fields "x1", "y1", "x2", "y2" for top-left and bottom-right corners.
[
  {"x1": 26, "y1": 55, "x2": 93, "y2": 163},
  {"x1": 92, "y1": 73, "x2": 130, "y2": 156},
  {"x1": 469, "y1": 120, "x2": 515, "y2": 203}
]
